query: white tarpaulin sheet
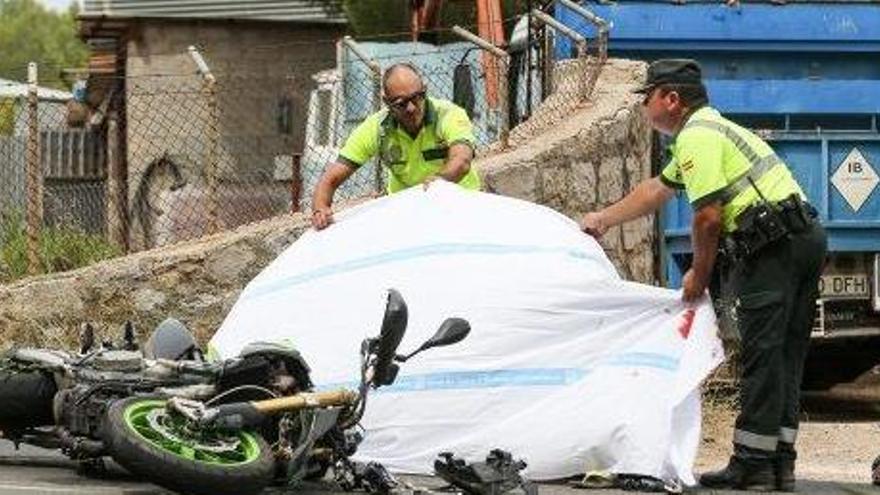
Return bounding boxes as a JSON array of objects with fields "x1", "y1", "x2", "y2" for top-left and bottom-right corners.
[{"x1": 210, "y1": 182, "x2": 724, "y2": 484}]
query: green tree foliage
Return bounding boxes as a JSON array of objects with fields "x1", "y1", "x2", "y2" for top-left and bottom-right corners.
[
  {"x1": 342, "y1": 0, "x2": 409, "y2": 39},
  {"x1": 0, "y1": 0, "x2": 88, "y2": 86}
]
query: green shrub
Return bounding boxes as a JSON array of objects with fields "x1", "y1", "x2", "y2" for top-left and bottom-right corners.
[
  {"x1": 0, "y1": 212, "x2": 121, "y2": 283},
  {"x1": 0, "y1": 98, "x2": 15, "y2": 136}
]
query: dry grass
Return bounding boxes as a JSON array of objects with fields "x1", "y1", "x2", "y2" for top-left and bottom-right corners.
[{"x1": 697, "y1": 377, "x2": 739, "y2": 471}]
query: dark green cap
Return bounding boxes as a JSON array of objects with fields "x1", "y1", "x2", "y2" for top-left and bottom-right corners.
[{"x1": 633, "y1": 59, "x2": 703, "y2": 94}]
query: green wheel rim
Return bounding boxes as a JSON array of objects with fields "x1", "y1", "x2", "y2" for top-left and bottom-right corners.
[{"x1": 122, "y1": 400, "x2": 263, "y2": 466}]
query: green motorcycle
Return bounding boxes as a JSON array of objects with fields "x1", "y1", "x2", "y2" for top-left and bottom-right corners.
[{"x1": 0, "y1": 289, "x2": 470, "y2": 495}]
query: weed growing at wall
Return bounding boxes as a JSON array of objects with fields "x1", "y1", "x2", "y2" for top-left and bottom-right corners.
[{"x1": 0, "y1": 212, "x2": 121, "y2": 283}]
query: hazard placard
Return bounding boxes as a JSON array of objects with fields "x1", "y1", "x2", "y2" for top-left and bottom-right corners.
[{"x1": 831, "y1": 148, "x2": 879, "y2": 212}]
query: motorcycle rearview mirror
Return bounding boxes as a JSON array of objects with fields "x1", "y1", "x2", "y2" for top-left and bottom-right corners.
[
  {"x1": 79, "y1": 322, "x2": 95, "y2": 355},
  {"x1": 144, "y1": 318, "x2": 200, "y2": 361},
  {"x1": 122, "y1": 321, "x2": 138, "y2": 351},
  {"x1": 372, "y1": 289, "x2": 408, "y2": 387},
  {"x1": 396, "y1": 317, "x2": 470, "y2": 363}
]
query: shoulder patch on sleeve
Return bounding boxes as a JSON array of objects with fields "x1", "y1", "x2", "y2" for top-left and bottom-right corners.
[{"x1": 680, "y1": 159, "x2": 694, "y2": 174}]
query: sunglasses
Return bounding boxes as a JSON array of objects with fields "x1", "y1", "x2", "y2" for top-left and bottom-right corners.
[{"x1": 385, "y1": 90, "x2": 426, "y2": 111}]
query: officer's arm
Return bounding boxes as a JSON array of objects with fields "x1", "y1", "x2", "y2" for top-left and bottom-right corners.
[
  {"x1": 438, "y1": 143, "x2": 474, "y2": 183},
  {"x1": 311, "y1": 162, "x2": 356, "y2": 230},
  {"x1": 689, "y1": 201, "x2": 723, "y2": 285},
  {"x1": 313, "y1": 162, "x2": 356, "y2": 211},
  {"x1": 312, "y1": 116, "x2": 379, "y2": 228},
  {"x1": 601, "y1": 177, "x2": 675, "y2": 227}
]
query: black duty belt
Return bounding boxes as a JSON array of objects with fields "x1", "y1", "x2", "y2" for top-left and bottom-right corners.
[{"x1": 720, "y1": 194, "x2": 818, "y2": 262}]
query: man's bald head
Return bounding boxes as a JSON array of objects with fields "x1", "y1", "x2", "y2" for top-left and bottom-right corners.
[
  {"x1": 382, "y1": 63, "x2": 427, "y2": 134},
  {"x1": 382, "y1": 63, "x2": 424, "y2": 95}
]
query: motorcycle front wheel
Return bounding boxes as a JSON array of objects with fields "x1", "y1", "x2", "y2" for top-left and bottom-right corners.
[{"x1": 103, "y1": 397, "x2": 275, "y2": 495}]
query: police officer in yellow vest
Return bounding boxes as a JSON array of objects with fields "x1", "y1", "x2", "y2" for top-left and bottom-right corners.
[
  {"x1": 582, "y1": 59, "x2": 827, "y2": 491},
  {"x1": 311, "y1": 63, "x2": 480, "y2": 230}
]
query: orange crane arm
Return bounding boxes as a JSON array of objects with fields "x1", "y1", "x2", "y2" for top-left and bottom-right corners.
[
  {"x1": 410, "y1": 0, "x2": 445, "y2": 42},
  {"x1": 476, "y1": 0, "x2": 505, "y2": 108},
  {"x1": 409, "y1": 0, "x2": 505, "y2": 109}
]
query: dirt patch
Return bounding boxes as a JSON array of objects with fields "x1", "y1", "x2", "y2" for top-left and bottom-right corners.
[{"x1": 698, "y1": 398, "x2": 880, "y2": 485}]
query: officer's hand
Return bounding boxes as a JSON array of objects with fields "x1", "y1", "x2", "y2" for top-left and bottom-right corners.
[
  {"x1": 681, "y1": 268, "x2": 707, "y2": 302},
  {"x1": 580, "y1": 212, "x2": 608, "y2": 238},
  {"x1": 311, "y1": 208, "x2": 333, "y2": 230},
  {"x1": 423, "y1": 175, "x2": 445, "y2": 190}
]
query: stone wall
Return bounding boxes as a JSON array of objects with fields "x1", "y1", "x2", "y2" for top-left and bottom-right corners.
[
  {"x1": 0, "y1": 59, "x2": 655, "y2": 349},
  {"x1": 480, "y1": 59, "x2": 656, "y2": 282},
  {"x1": 0, "y1": 213, "x2": 317, "y2": 348}
]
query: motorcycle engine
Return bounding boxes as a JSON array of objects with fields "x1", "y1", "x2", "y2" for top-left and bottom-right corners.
[{"x1": 218, "y1": 350, "x2": 312, "y2": 398}]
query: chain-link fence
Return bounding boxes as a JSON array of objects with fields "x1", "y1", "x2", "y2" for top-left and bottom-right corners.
[
  {"x1": 0, "y1": 5, "x2": 609, "y2": 285},
  {"x1": 0, "y1": 63, "x2": 115, "y2": 282}
]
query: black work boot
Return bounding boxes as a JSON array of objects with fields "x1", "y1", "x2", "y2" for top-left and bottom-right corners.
[
  {"x1": 699, "y1": 456, "x2": 775, "y2": 491},
  {"x1": 775, "y1": 442, "x2": 796, "y2": 492}
]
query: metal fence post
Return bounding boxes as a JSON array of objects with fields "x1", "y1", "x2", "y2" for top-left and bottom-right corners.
[
  {"x1": 496, "y1": 55, "x2": 510, "y2": 147},
  {"x1": 531, "y1": 9, "x2": 589, "y2": 100},
  {"x1": 189, "y1": 46, "x2": 219, "y2": 235},
  {"x1": 451, "y1": 26, "x2": 510, "y2": 148},
  {"x1": 105, "y1": 110, "x2": 127, "y2": 250},
  {"x1": 555, "y1": 0, "x2": 610, "y2": 100},
  {"x1": 541, "y1": 24, "x2": 555, "y2": 100},
  {"x1": 25, "y1": 62, "x2": 42, "y2": 275}
]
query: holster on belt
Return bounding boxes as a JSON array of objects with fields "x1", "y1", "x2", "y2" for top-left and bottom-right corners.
[{"x1": 722, "y1": 194, "x2": 816, "y2": 262}]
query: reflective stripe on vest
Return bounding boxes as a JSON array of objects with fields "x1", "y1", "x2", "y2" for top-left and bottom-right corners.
[{"x1": 684, "y1": 119, "x2": 784, "y2": 204}]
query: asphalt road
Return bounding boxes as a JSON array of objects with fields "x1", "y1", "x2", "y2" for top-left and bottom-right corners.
[{"x1": 0, "y1": 443, "x2": 877, "y2": 495}]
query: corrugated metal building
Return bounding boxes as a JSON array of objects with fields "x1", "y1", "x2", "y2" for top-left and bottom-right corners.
[{"x1": 80, "y1": 0, "x2": 345, "y2": 24}]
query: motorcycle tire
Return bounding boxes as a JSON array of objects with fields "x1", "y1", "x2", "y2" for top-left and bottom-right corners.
[
  {"x1": 103, "y1": 397, "x2": 275, "y2": 495},
  {"x1": 0, "y1": 368, "x2": 56, "y2": 430}
]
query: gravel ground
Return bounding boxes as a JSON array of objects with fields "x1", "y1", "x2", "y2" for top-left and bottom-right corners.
[{"x1": 697, "y1": 402, "x2": 880, "y2": 485}]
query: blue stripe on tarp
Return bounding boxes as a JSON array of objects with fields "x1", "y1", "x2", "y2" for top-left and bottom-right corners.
[
  {"x1": 382, "y1": 367, "x2": 588, "y2": 392},
  {"x1": 316, "y1": 353, "x2": 680, "y2": 393},
  {"x1": 241, "y1": 243, "x2": 593, "y2": 301},
  {"x1": 603, "y1": 352, "x2": 679, "y2": 371}
]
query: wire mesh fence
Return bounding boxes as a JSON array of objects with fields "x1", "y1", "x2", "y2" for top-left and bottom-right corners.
[{"x1": 0, "y1": 7, "x2": 610, "y2": 286}]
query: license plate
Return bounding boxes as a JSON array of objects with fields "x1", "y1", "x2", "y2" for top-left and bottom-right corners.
[{"x1": 819, "y1": 274, "x2": 870, "y2": 299}]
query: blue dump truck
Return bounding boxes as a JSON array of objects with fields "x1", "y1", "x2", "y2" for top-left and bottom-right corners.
[{"x1": 557, "y1": 1, "x2": 880, "y2": 396}]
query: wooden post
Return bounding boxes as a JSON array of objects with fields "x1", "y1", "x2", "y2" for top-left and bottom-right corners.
[
  {"x1": 496, "y1": 55, "x2": 510, "y2": 148},
  {"x1": 287, "y1": 153, "x2": 301, "y2": 213},
  {"x1": 105, "y1": 110, "x2": 127, "y2": 249},
  {"x1": 25, "y1": 62, "x2": 42, "y2": 275},
  {"x1": 205, "y1": 80, "x2": 219, "y2": 234}
]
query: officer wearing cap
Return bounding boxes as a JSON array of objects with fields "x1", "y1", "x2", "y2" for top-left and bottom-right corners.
[
  {"x1": 311, "y1": 63, "x2": 480, "y2": 230},
  {"x1": 582, "y1": 59, "x2": 827, "y2": 491}
]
